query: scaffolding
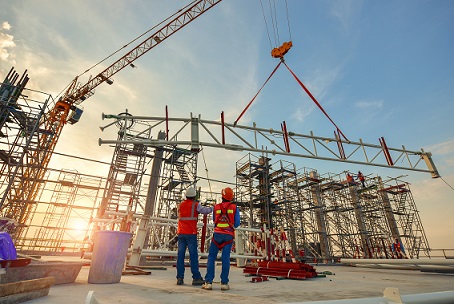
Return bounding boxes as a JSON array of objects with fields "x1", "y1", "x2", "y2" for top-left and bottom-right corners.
[
  {"x1": 0, "y1": 69, "x2": 54, "y2": 242},
  {"x1": 18, "y1": 169, "x2": 105, "y2": 252},
  {"x1": 147, "y1": 146, "x2": 199, "y2": 251},
  {"x1": 94, "y1": 113, "x2": 151, "y2": 232},
  {"x1": 235, "y1": 153, "x2": 431, "y2": 262},
  {"x1": 235, "y1": 154, "x2": 272, "y2": 229},
  {"x1": 378, "y1": 177, "x2": 430, "y2": 258}
]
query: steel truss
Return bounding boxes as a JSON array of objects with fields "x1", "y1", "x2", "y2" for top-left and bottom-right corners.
[{"x1": 98, "y1": 113, "x2": 439, "y2": 178}]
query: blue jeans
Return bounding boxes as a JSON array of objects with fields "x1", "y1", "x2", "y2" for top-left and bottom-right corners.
[
  {"x1": 204, "y1": 233, "x2": 234, "y2": 284},
  {"x1": 176, "y1": 234, "x2": 202, "y2": 279}
]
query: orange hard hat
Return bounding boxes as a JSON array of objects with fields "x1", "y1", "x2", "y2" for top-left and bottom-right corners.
[{"x1": 221, "y1": 187, "x2": 234, "y2": 201}]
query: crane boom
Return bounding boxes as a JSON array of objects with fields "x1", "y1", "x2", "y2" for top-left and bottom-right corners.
[
  {"x1": 62, "y1": 0, "x2": 223, "y2": 106},
  {"x1": 3, "y1": 0, "x2": 223, "y2": 232}
]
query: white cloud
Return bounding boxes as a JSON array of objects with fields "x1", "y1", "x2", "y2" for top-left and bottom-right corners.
[
  {"x1": 2, "y1": 21, "x2": 12, "y2": 31},
  {"x1": 355, "y1": 99, "x2": 384, "y2": 110},
  {"x1": 291, "y1": 105, "x2": 314, "y2": 122},
  {"x1": 425, "y1": 138, "x2": 454, "y2": 156},
  {"x1": 0, "y1": 22, "x2": 15, "y2": 63},
  {"x1": 329, "y1": 0, "x2": 363, "y2": 32},
  {"x1": 354, "y1": 99, "x2": 384, "y2": 122},
  {"x1": 424, "y1": 138, "x2": 454, "y2": 167},
  {"x1": 306, "y1": 66, "x2": 342, "y2": 100}
]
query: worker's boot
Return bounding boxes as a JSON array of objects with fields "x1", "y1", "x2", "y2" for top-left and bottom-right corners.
[
  {"x1": 176, "y1": 278, "x2": 184, "y2": 285},
  {"x1": 221, "y1": 283, "x2": 230, "y2": 291},
  {"x1": 201, "y1": 282, "x2": 212, "y2": 290},
  {"x1": 192, "y1": 278, "x2": 205, "y2": 286}
]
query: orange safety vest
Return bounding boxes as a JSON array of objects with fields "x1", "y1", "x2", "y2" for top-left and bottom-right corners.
[
  {"x1": 178, "y1": 199, "x2": 199, "y2": 235},
  {"x1": 214, "y1": 202, "x2": 236, "y2": 236}
]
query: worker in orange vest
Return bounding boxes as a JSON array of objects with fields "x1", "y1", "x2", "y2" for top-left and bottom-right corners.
[
  {"x1": 176, "y1": 187, "x2": 213, "y2": 286},
  {"x1": 357, "y1": 171, "x2": 365, "y2": 187},
  {"x1": 346, "y1": 173, "x2": 355, "y2": 185},
  {"x1": 202, "y1": 187, "x2": 240, "y2": 291}
]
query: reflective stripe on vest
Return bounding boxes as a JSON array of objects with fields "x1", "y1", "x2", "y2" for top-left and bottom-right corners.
[
  {"x1": 180, "y1": 201, "x2": 197, "y2": 221},
  {"x1": 215, "y1": 209, "x2": 234, "y2": 228}
]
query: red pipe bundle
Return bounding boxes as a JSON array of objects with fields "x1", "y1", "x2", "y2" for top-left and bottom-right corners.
[{"x1": 243, "y1": 261, "x2": 317, "y2": 280}]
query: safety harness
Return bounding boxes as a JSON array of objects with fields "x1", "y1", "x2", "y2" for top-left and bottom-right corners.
[{"x1": 212, "y1": 203, "x2": 234, "y2": 249}]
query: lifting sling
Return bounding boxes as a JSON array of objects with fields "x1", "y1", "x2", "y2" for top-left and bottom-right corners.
[{"x1": 234, "y1": 59, "x2": 349, "y2": 142}]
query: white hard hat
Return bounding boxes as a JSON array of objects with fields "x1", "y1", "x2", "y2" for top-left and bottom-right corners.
[{"x1": 185, "y1": 187, "x2": 196, "y2": 198}]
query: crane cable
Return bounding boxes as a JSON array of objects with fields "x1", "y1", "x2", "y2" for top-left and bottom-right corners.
[
  {"x1": 269, "y1": 0, "x2": 280, "y2": 47},
  {"x1": 440, "y1": 176, "x2": 454, "y2": 191},
  {"x1": 259, "y1": 0, "x2": 292, "y2": 51},
  {"x1": 200, "y1": 147, "x2": 213, "y2": 197},
  {"x1": 284, "y1": 0, "x2": 292, "y2": 42},
  {"x1": 259, "y1": 0, "x2": 273, "y2": 51}
]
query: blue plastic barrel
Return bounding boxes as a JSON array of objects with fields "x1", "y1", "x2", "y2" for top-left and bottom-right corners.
[
  {"x1": 88, "y1": 230, "x2": 132, "y2": 284},
  {"x1": 0, "y1": 232, "x2": 17, "y2": 260}
]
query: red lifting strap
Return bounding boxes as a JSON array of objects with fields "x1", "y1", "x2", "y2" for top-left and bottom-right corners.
[
  {"x1": 283, "y1": 61, "x2": 349, "y2": 142},
  {"x1": 335, "y1": 130, "x2": 346, "y2": 159},
  {"x1": 234, "y1": 61, "x2": 283, "y2": 126},
  {"x1": 281, "y1": 121, "x2": 290, "y2": 152},
  {"x1": 201, "y1": 214, "x2": 208, "y2": 252}
]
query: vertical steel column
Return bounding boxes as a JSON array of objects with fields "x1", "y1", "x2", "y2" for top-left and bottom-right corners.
[
  {"x1": 377, "y1": 177, "x2": 400, "y2": 239},
  {"x1": 349, "y1": 185, "x2": 371, "y2": 258},
  {"x1": 130, "y1": 131, "x2": 166, "y2": 266},
  {"x1": 310, "y1": 172, "x2": 331, "y2": 261}
]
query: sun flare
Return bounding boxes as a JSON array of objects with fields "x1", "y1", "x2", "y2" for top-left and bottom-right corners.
[{"x1": 70, "y1": 219, "x2": 88, "y2": 232}]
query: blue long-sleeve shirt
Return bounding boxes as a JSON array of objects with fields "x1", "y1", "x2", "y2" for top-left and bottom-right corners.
[{"x1": 196, "y1": 203, "x2": 213, "y2": 215}]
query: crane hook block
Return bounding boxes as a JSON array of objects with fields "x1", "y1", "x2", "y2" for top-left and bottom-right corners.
[{"x1": 271, "y1": 41, "x2": 293, "y2": 58}]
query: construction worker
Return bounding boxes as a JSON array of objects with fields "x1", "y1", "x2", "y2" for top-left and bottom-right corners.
[
  {"x1": 392, "y1": 238, "x2": 406, "y2": 259},
  {"x1": 346, "y1": 173, "x2": 355, "y2": 185},
  {"x1": 357, "y1": 171, "x2": 365, "y2": 187},
  {"x1": 176, "y1": 187, "x2": 213, "y2": 286},
  {"x1": 202, "y1": 187, "x2": 240, "y2": 291}
]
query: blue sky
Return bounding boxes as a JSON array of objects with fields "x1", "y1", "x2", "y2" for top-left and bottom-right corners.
[{"x1": 1, "y1": 0, "x2": 453, "y2": 249}]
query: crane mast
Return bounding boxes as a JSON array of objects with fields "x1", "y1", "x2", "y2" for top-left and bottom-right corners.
[{"x1": 3, "y1": 0, "x2": 223, "y2": 234}]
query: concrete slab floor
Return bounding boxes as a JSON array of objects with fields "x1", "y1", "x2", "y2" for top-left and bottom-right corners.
[{"x1": 22, "y1": 257, "x2": 454, "y2": 304}]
